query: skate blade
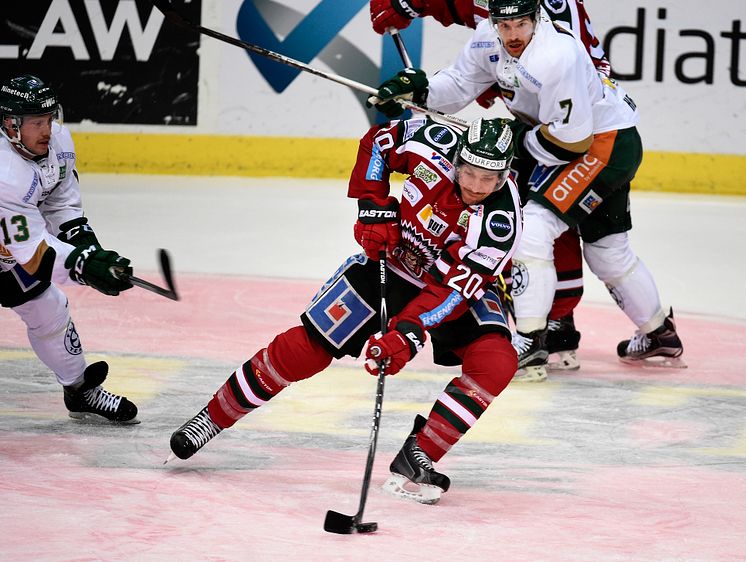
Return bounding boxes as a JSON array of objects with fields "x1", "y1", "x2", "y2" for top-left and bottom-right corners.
[
  {"x1": 382, "y1": 474, "x2": 442, "y2": 505},
  {"x1": 163, "y1": 452, "x2": 178, "y2": 465},
  {"x1": 619, "y1": 355, "x2": 688, "y2": 369},
  {"x1": 512, "y1": 365, "x2": 547, "y2": 383},
  {"x1": 547, "y1": 350, "x2": 580, "y2": 372},
  {"x1": 68, "y1": 411, "x2": 141, "y2": 425}
]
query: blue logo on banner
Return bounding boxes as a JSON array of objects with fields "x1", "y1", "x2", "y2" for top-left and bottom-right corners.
[{"x1": 237, "y1": 0, "x2": 422, "y2": 124}]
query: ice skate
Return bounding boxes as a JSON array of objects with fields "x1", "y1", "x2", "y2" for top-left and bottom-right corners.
[
  {"x1": 63, "y1": 361, "x2": 139, "y2": 424},
  {"x1": 168, "y1": 406, "x2": 223, "y2": 461},
  {"x1": 546, "y1": 315, "x2": 581, "y2": 372},
  {"x1": 382, "y1": 415, "x2": 450, "y2": 505},
  {"x1": 511, "y1": 329, "x2": 548, "y2": 382},
  {"x1": 617, "y1": 308, "x2": 686, "y2": 368}
]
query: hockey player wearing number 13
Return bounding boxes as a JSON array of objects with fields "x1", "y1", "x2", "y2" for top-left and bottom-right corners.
[
  {"x1": 0, "y1": 75, "x2": 138, "y2": 424},
  {"x1": 169, "y1": 116, "x2": 522, "y2": 504},
  {"x1": 370, "y1": 0, "x2": 685, "y2": 374}
]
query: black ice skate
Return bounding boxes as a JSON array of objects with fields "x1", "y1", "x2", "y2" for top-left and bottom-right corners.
[
  {"x1": 546, "y1": 315, "x2": 581, "y2": 372},
  {"x1": 511, "y1": 329, "x2": 548, "y2": 382},
  {"x1": 617, "y1": 308, "x2": 686, "y2": 368},
  {"x1": 63, "y1": 361, "x2": 139, "y2": 424},
  {"x1": 168, "y1": 407, "x2": 223, "y2": 461},
  {"x1": 382, "y1": 415, "x2": 450, "y2": 505}
]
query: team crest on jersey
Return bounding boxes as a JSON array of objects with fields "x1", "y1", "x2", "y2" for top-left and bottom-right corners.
[
  {"x1": 430, "y1": 152, "x2": 454, "y2": 174},
  {"x1": 544, "y1": 0, "x2": 567, "y2": 15},
  {"x1": 579, "y1": 190, "x2": 603, "y2": 214},
  {"x1": 402, "y1": 181, "x2": 423, "y2": 206},
  {"x1": 417, "y1": 205, "x2": 448, "y2": 236},
  {"x1": 412, "y1": 162, "x2": 441, "y2": 189}
]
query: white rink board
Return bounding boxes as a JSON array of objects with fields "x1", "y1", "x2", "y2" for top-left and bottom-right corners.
[{"x1": 67, "y1": 0, "x2": 746, "y2": 156}]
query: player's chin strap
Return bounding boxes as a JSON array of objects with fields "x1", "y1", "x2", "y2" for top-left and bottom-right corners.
[{"x1": 0, "y1": 120, "x2": 37, "y2": 159}]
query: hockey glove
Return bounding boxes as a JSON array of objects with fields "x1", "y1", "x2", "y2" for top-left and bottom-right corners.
[
  {"x1": 365, "y1": 319, "x2": 426, "y2": 376},
  {"x1": 366, "y1": 68, "x2": 428, "y2": 118},
  {"x1": 476, "y1": 83, "x2": 503, "y2": 109},
  {"x1": 65, "y1": 244, "x2": 133, "y2": 296},
  {"x1": 58, "y1": 217, "x2": 100, "y2": 248},
  {"x1": 354, "y1": 195, "x2": 401, "y2": 259},
  {"x1": 370, "y1": 0, "x2": 424, "y2": 34}
]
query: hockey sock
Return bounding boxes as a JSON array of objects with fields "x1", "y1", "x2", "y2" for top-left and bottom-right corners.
[
  {"x1": 417, "y1": 333, "x2": 516, "y2": 461},
  {"x1": 549, "y1": 229, "x2": 583, "y2": 319},
  {"x1": 208, "y1": 326, "x2": 332, "y2": 428}
]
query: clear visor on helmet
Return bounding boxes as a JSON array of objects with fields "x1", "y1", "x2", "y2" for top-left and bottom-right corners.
[{"x1": 455, "y1": 159, "x2": 511, "y2": 190}]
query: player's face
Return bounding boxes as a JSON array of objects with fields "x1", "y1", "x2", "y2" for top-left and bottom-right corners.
[
  {"x1": 495, "y1": 16, "x2": 535, "y2": 58},
  {"x1": 457, "y1": 163, "x2": 505, "y2": 205},
  {"x1": 17, "y1": 113, "x2": 55, "y2": 155}
]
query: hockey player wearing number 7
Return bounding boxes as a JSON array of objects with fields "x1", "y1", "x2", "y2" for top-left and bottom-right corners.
[
  {"x1": 0, "y1": 75, "x2": 138, "y2": 424},
  {"x1": 370, "y1": 0, "x2": 611, "y2": 381},
  {"x1": 170, "y1": 116, "x2": 522, "y2": 504},
  {"x1": 369, "y1": 0, "x2": 685, "y2": 374}
]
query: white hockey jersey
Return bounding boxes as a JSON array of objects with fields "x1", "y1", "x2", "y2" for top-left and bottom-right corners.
[
  {"x1": 427, "y1": 11, "x2": 639, "y2": 166},
  {"x1": 0, "y1": 122, "x2": 81, "y2": 284}
]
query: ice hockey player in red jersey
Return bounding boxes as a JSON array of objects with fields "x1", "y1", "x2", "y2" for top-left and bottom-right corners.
[
  {"x1": 369, "y1": 0, "x2": 612, "y2": 380},
  {"x1": 169, "y1": 116, "x2": 522, "y2": 504}
]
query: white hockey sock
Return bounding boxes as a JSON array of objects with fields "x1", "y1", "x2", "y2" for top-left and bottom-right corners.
[
  {"x1": 604, "y1": 258, "x2": 666, "y2": 332},
  {"x1": 512, "y1": 257, "x2": 556, "y2": 333}
]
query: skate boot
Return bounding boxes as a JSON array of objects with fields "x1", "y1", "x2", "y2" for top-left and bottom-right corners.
[
  {"x1": 546, "y1": 315, "x2": 581, "y2": 372},
  {"x1": 382, "y1": 415, "x2": 450, "y2": 504},
  {"x1": 617, "y1": 308, "x2": 686, "y2": 368},
  {"x1": 63, "y1": 361, "x2": 139, "y2": 424},
  {"x1": 169, "y1": 407, "x2": 223, "y2": 460},
  {"x1": 511, "y1": 329, "x2": 548, "y2": 382}
]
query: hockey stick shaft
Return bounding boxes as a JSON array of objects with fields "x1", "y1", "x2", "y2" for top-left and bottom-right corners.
[
  {"x1": 388, "y1": 28, "x2": 413, "y2": 69},
  {"x1": 352, "y1": 252, "x2": 388, "y2": 524},
  {"x1": 323, "y1": 252, "x2": 388, "y2": 534},
  {"x1": 149, "y1": 0, "x2": 468, "y2": 128}
]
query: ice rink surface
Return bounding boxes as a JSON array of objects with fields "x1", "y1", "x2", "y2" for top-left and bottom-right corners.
[{"x1": 1, "y1": 175, "x2": 745, "y2": 561}]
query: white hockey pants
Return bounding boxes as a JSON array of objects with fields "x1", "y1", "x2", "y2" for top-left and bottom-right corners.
[
  {"x1": 11, "y1": 284, "x2": 86, "y2": 387},
  {"x1": 513, "y1": 201, "x2": 666, "y2": 334}
]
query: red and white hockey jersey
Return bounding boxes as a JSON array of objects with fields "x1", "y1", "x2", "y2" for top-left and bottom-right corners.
[{"x1": 348, "y1": 117, "x2": 522, "y2": 328}]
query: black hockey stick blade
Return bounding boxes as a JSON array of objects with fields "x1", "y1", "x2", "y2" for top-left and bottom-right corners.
[
  {"x1": 323, "y1": 510, "x2": 377, "y2": 534},
  {"x1": 122, "y1": 249, "x2": 179, "y2": 301}
]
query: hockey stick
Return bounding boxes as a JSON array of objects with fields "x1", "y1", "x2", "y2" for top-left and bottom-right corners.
[
  {"x1": 324, "y1": 251, "x2": 388, "y2": 535},
  {"x1": 148, "y1": 0, "x2": 468, "y2": 128},
  {"x1": 120, "y1": 249, "x2": 179, "y2": 301},
  {"x1": 388, "y1": 28, "x2": 413, "y2": 69}
]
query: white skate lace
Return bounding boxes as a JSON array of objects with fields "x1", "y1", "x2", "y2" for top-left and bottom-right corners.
[
  {"x1": 546, "y1": 319, "x2": 561, "y2": 332},
  {"x1": 182, "y1": 410, "x2": 221, "y2": 447},
  {"x1": 511, "y1": 332, "x2": 533, "y2": 355},
  {"x1": 84, "y1": 386, "x2": 122, "y2": 413},
  {"x1": 627, "y1": 331, "x2": 651, "y2": 354},
  {"x1": 410, "y1": 442, "x2": 434, "y2": 471}
]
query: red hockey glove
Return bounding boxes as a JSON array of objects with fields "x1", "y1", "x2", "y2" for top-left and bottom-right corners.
[
  {"x1": 354, "y1": 195, "x2": 401, "y2": 259},
  {"x1": 476, "y1": 83, "x2": 503, "y2": 109},
  {"x1": 365, "y1": 319, "x2": 426, "y2": 376},
  {"x1": 370, "y1": 0, "x2": 424, "y2": 34}
]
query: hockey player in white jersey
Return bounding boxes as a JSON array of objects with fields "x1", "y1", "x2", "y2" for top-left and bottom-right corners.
[
  {"x1": 0, "y1": 75, "x2": 139, "y2": 423},
  {"x1": 369, "y1": 0, "x2": 684, "y2": 374}
]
